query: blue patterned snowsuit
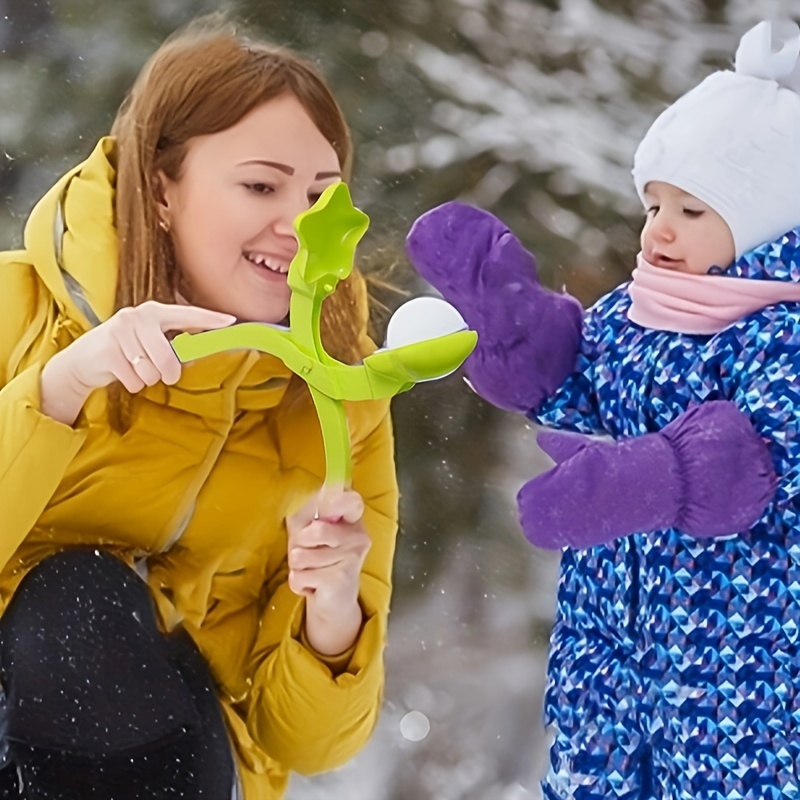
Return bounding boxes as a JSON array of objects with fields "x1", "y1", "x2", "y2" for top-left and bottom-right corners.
[{"x1": 535, "y1": 229, "x2": 800, "y2": 799}]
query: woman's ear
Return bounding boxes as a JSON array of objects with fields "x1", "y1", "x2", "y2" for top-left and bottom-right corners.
[{"x1": 153, "y1": 170, "x2": 173, "y2": 232}]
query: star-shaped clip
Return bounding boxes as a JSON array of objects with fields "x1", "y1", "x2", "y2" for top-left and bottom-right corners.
[{"x1": 290, "y1": 182, "x2": 369, "y2": 295}]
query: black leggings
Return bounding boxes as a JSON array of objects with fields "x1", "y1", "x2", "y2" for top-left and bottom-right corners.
[{"x1": 0, "y1": 549, "x2": 234, "y2": 799}]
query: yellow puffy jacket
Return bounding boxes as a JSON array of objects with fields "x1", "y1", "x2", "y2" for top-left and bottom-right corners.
[{"x1": 0, "y1": 138, "x2": 399, "y2": 799}]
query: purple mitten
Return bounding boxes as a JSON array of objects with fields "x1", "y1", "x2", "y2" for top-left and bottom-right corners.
[
  {"x1": 405, "y1": 201, "x2": 583, "y2": 413},
  {"x1": 518, "y1": 401, "x2": 777, "y2": 549}
]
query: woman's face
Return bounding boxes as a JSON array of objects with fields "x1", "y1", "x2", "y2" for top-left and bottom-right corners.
[
  {"x1": 159, "y1": 93, "x2": 342, "y2": 323},
  {"x1": 640, "y1": 181, "x2": 735, "y2": 275}
]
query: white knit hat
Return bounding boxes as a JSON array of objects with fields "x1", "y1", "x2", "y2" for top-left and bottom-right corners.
[{"x1": 632, "y1": 21, "x2": 800, "y2": 258}]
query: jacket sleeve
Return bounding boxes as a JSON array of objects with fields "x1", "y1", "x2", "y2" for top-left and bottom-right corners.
[
  {"x1": 725, "y1": 308, "x2": 800, "y2": 508},
  {"x1": 528, "y1": 290, "x2": 619, "y2": 435},
  {"x1": 244, "y1": 400, "x2": 398, "y2": 774},
  {"x1": 0, "y1": 257, "x2": 87, "y2": 571}
]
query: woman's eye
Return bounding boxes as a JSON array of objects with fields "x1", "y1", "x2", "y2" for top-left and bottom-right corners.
[
  {"x1": 683, "y1": 208, "x2": 704, "y2": 218},
  {"x1": 246, "y1": 183, "x2": 273, "y2": 195},
  {"x1": 308, "y1": 193, "x2": 322, "y2": 206}
]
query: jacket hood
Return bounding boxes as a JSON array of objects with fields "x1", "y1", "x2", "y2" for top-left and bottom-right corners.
[
  {"x1": 23, "y1": 137, "x2": 119, "y2": 331},
  {"x1": 722, "y1": 226, "x2": 800, "y2": 283}
]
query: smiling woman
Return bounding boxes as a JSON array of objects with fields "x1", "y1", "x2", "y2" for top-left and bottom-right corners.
[
  {"x1": 0, "y1": 12, "x2": 397, "y2": 800},
  {"x1": 155, "y1": 96, "x2": 343, "y2": 323}
]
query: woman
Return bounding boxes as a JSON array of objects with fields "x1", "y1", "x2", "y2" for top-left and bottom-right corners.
[{"x1": 0, "y1": 14, "x2": 398, "y2": 800}]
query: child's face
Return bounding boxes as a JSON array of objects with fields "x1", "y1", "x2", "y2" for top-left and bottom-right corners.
[{"x1": 640, "y1": 181, "x2": 735, "y2": 274}]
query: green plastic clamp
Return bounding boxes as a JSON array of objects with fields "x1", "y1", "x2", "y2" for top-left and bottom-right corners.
[{"x1": 173, "y1": 182, "x2": 476, "y2": 487}]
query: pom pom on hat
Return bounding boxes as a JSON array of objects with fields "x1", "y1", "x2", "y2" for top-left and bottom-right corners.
[{"x1": 632, "y1": 21, "x2": 800, "y2": 258}]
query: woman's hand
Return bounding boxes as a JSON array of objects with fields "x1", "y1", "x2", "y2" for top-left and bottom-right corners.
[
  {"x1": 40, "y1": 301, "x2": 236, "y2": 426},
  {"x1": 287, "y1": 488, "x2": 371, "y2": 657}
]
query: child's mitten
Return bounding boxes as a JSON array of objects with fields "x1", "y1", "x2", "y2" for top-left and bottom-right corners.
[
  {"x1": 518, "y1": 401, "x2": 777, "y2": 548},
  {"x1": 406, "y1": 201, "x2": 583, "y2": 413}
]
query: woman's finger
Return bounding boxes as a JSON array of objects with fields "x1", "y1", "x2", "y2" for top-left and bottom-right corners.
[
  {"x1": 114, "y1": 327, "x2": 162, "y2": 387},
  {"x1": 135, "y1": 321, "x2": 183, "y2": 386},
  {"x1": 288, "y1": 570, "x2": 316, "y2": 597},
  {"x1": 316, "y1": 489, "x2": 365, "y2": 524},
  {"x1": 291, "y1": 520, "x2": 365, "y2": 550},
  {"x1": 288, "y1": 546, "x2": 347, "y2": 572},
  {"x1": 112, "y1": 353, "x2": 147, "y2": 393},
  {"x1": 145, "y1": 302, "x2": 237, "y2": 333}
]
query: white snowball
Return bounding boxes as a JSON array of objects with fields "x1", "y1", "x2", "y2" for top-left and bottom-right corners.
[{"x1": 385, "y1": 296, "x2": 467, "y2": 350}]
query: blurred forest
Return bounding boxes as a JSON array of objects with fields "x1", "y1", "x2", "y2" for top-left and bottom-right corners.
[{"x1": 0, "y1": 0, "x2": 793, "y2": 797}]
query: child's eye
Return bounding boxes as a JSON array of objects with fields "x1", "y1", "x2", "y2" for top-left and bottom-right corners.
[
  {"x1": 683, "y1": 208, "x2": 704, "y2": 218},
  {"x1": 246, "y1": 183, "x2": 274, "y2": 195},
  {"x1": 308, "y1": 193, "x2": 322, "y2": 205},
  {"x1": 645, "y1": 205, "x2": 659, "y2": 216}
]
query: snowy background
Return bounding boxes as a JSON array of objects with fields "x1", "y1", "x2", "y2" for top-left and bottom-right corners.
[{"x1": 0, "y1": 0, "x2": 796, "y2": 796}]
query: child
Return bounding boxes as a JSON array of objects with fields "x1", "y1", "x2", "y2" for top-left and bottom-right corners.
[
  {"x1": 0, "y1": 14, "x2": 397, "y2": 800},
  {"x1": 406, "y1": 20, "x2": 800, "y2": 799}
]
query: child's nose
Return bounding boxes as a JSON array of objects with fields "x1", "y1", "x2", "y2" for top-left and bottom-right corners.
[{"x1": 650, "y1": 214, "x2": 676, "y2": 243}]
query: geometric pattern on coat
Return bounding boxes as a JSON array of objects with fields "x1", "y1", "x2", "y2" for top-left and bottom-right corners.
[{"x1": 533, "y1": 227, "x2": 800, "y2": 799}]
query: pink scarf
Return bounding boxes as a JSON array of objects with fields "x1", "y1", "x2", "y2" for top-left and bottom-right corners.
[{"x1": 627, "y1": 253, "x2": 800, "y2": 335}]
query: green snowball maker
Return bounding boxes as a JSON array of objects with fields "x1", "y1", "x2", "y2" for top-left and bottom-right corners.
[{"x1": 172, "y1": 182, "x2": 476, "y2": 487}]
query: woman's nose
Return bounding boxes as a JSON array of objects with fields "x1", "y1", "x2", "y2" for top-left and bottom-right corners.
[
  {"x1": 272, "y1": 208, "x2": 300, "y2": 238},
  {"x1": 272, "y1": 195, "x2": 313, "y2": 246}
]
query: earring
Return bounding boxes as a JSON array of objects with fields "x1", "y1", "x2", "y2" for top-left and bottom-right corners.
[{"x1": 159, "y1": 219, "x2": 170, "y2": 233}]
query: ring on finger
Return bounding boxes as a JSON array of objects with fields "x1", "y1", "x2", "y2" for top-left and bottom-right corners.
[{"x1": 131, "y1": 354, "x2": 146, "y2": 366}]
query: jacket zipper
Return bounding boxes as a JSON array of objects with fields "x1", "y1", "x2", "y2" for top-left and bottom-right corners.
[{"x1": 627, "y1": 535, "x2": 640, "y2": 642}]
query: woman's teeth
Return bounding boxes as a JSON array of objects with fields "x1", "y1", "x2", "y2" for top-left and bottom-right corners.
[{"x1": 245, "y1": 253, "x2": 289, "y2": 274}]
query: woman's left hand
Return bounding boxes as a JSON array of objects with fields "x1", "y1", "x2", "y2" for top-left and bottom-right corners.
[{"x1": 286, "y1": 488, "x2": 370, "y2": 656}]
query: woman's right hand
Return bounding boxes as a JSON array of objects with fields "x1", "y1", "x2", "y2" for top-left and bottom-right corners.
[{"x1": 40, "y1": 301, "x2": 236, "y2": 426}]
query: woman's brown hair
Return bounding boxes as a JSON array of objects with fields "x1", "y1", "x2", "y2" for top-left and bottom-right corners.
[{"x1": 109, "y1": 15, "x2": 371, "y2": 425}]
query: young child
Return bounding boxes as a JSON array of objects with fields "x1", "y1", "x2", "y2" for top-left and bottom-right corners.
[{"x1": 406, "y1": 20, "x2": 800, "y2": 799}]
